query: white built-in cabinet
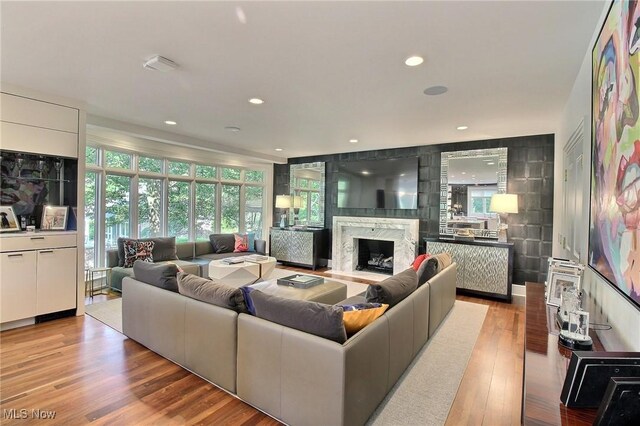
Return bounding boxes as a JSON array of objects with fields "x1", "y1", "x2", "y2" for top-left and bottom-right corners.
[
  {"x1": 0, "y1": 90, "x2": 82, "y2": 327},
  {"x1": 0, "y1": 236, "x2": 77, "y2": 323}
]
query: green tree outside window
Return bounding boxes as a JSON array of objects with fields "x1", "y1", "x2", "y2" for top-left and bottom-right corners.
[
  {"x1": 168, "y1": 180, "x2": 190, "y2": 242},
  {"x1": 221, "y1": 184, "x2": 240, "y2": 233},
  {"x1": 139, "y1": 156, "x2": 162, "y2": 173},
  {"x1": 105, "y1": 151, "x2": 132, "y2": 169},
  {"x1": 195, "y1": 182, "x2": 216, "y2": 240}
]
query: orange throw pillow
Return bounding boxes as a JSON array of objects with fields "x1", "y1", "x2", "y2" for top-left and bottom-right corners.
[{"x1": 342, "y1": 303, "x2": 389, "y2": 335}]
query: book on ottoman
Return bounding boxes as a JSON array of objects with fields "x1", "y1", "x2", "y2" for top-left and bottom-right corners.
[{"x1": 277, "y1": 274, "x2": 324, "y2": 289}]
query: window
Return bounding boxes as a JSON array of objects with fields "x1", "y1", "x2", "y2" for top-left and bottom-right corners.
[
  {"x1": 195, "y1": 183, "x2": 216, "y2": 240},
  {"x1": 84, "y1": 146, "x2": 268, "y2": 267},
  {"x1": 168, "y1": 160, "x2": 190, "y2": 176},
  {"x1": 105, "y1": 174, "x2": 131, "y2": 249},
  {"x1": 168, "y1": 180, "x2": 191, "y2": 242},
  {"x1": 245, "y1": 186, "x2": 263, "y2": 236},
  {"x1": 139, "y1": 156, "x2": 162, "y2": 174},
  {"x1": 245, "y1": 170, "x2": 264, "y2": 182},
  {"x1": 84, "y1": 172, "x2": 98, "y2": 268},
  {"x1": 196, "y1": 164, "x2": 216, "y2": 179},
  {"x1": 86, "y1": 146, "x2": 98, "y2": 165},
  {"x1": 138, "y1": 178, "x2": 163, "y2": 238},
  {"x1": 105, "y1": 150, "x2": 132, "y2": 169},
  {"x1": 468, "y1": 187, "x2": 497, "y2": 217},
  {"x1": 221, "y1": 184, "x2": 240, "y2": 233},
  {"x1": 222, "y1": 167, "x2": 241, "y2": 181}
]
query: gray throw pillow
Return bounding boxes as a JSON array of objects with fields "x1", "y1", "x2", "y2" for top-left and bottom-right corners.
[
  {"x1": 133, "y1": 260, "x2": 179, "y2": 292},
  {"x1": 250, "y1": 290, "x2": 347, "y2": 343},
  {"x1": 365, "y1": 268, "x2": 418, "y2": 307},
  {"x1": 420, "y1": 252, "x2": 453, "y2": 285},
  {"x1": 177, "y1": 272, "x2": 248, "y2": 313},
  {"x1": 150, "y1": 237, "x2": 178, "y2": 262},
  {"x1": 209, "y1": 234, "x2": 236, "y2": 254}
]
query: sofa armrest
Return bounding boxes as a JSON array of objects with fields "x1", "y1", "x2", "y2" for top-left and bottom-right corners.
[
  {"x1": 427, "y1": 262, "x2": 457, "y2": 338},
  {"x1": 254, "y1": 239, "x2": 266, "y2": 255}
]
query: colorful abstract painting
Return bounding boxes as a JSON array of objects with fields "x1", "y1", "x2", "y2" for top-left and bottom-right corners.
[{"x1": 590, "y1": 0, "x2": 640, "y2": 309}]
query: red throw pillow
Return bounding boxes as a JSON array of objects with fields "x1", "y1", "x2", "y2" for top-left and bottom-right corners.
[
  {"x1": 411, "y1": 254, "x2": 430, "y2": 271},
  {"x1": 234, "y1": 233, "x2": 249, "y2": 252}
]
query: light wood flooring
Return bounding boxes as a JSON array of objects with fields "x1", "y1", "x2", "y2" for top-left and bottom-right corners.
[{"x1": 2, "y1": 267, "x2": 524, "y2": 425}]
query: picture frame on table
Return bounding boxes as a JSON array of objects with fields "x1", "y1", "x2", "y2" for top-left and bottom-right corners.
[
  {"x1": 547, "y1": 272, "x2": 581, "y2": 307},
  {"x1": 0, "y1": 205, "x2": 20, "y2": 232},
  {"x1": 41, "y1": 205, "x2": 69, "y2": 231}
]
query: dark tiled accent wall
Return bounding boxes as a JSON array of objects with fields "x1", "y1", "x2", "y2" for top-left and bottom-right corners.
[{"x1": 274, "y1": 134, "x2": 554, "y2": 285}]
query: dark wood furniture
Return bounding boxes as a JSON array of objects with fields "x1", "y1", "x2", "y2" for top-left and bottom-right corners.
[{"x1": 523, "y1": 282, "x2": 604, "y2": 425}]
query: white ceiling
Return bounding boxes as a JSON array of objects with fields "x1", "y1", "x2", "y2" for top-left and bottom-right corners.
[{"x1": 1, "y1": 1, "x2": 605, "y2": 162}]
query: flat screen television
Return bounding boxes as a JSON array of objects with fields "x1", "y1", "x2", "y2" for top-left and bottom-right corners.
[{"x1": 336, "y1": 157, "x2": 418, "y2": 209}]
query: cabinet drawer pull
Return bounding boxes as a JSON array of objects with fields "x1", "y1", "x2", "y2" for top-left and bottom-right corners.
[
  {"x1": 7, "y1": 253, "x2": 23, "y2": 258},
  {"x1": 39, "y1": 250, "x2": 54, "y2": 254},
  {"x1": 30, "y1": 236, "x2": 46, "y2": 240}
]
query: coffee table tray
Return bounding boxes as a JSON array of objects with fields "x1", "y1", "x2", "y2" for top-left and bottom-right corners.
[{"x1": 277, "y1": 274, "x2": 324, "y2": 289}]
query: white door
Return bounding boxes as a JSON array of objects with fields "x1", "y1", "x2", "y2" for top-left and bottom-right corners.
[
  {"x1": 36, "y1": 247, "x2": 77, "y2": 315},
  {"x1": 0, "y1": 251, "x2": 37, "y2": 322}
]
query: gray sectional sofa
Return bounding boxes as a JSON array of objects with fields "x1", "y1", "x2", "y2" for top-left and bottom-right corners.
[
  {"x1": 107, "y1": 235, "x2": 266, "y2": 291},
  {"x1": 121, "y1": 262, "x2": 457, "y2": 426}
]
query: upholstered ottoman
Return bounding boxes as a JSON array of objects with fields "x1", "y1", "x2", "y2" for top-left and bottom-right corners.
[{"x1": 249, "y1": 279, "x2": 347, "y2": 305}]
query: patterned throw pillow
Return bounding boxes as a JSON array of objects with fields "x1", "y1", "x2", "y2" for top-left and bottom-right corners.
[
  {"x1": 234, "y1": 233, "x2": 249, "y2": 252},
  {"x1": 123, "y1": 240, "x2": 155, "y2": 268},
  {"x1": 341, "y1": 303, "x2": 389, "y2": 335}
]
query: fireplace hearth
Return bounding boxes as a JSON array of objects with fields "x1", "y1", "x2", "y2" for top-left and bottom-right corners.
[{"x1": 357, "y1": 239, "x2": 394, "y2": 275}]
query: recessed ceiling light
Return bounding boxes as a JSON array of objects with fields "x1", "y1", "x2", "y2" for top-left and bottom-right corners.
[
  {"x1": 456, "y1": 125, "x2": 468, "y2": 130},
  {"x1": 362, "y1": 170, "x2": 370, "y2": 175},
  {"x1": 349, "y1": 139, "x2": 359, "y2": 143},
  {"x1": 423, "y1": 85, "x2": 448, "y2": 96},
  {"x1": 274, "y1": 148, "x2": 283, "y2": 152},
  {"x1": 487, "y1": 162, "x2": 495, "y2": 165},
  {"x1": 164, "y1": 120, "x2": 177, "y2": 126},
  {"x1": 225, "y1": 126, "x2": 241, "y2": 132},
  {"x1": 461, "y1": 172, "x2": 466, "y2": 175},
  {"x1": 400, "y1": 173, "x2": 406, "y2": 177},
  {"x1": 249, "y1": 98, "x2": 264, "y2": 105},
  {"x1": 404, "y1": 56, "x2": 424, "y2": 66}
]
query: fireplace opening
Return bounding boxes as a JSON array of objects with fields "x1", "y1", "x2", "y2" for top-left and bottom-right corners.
[{"x1": 356, "y1": 239, "x2": 394, "y2": 275}]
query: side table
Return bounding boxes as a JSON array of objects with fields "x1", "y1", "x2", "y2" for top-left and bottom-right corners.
[{"x1": 87, "y1": 267, "x2": 113, "y2": 299}]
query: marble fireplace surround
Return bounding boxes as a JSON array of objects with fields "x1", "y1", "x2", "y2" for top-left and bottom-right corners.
[{"x1": 332, "y1": 216, "x2": 419, "y2": 279}]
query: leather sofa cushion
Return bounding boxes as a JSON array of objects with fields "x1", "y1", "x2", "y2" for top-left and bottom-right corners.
[
  {"x1": 250, "y1": 290, "x2": 347, "y2": 343},
  {"x1": 365, "y1": 268, "x2": 418, "y2": 307},
  {"x1": 418, "y1": 252, "x2": 453, "y2": 285},
  {"x1": 209, "y1": 234, "x2": 236, "y2": 254},
  {"x1": 133, "y1": 260, "x2": 179, "y2": 292},
  {"x1": 118, "y1": 237, "x2": 179, "y2": 266},
  {"x1": 177, "y1": 272, "x2": 248, "y2": 313}
]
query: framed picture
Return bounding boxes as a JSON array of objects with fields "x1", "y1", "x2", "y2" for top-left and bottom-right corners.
[
  {"x1": 547, "y1": 273, "x2": 581, "y2": 307},
  {"x1": 589, "y1": 0, "x2": 640, "y2": 310},
  {"x1": 0, "y1": 205, "x2": 20, "y2": 232},
  {"x1": 41, "y1": 205, "x2": 68, "y2": 231}
]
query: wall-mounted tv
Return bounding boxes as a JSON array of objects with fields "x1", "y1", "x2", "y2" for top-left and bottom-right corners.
[{"x1": 336, "y1": 157, "x2": 418, "y2": 209}]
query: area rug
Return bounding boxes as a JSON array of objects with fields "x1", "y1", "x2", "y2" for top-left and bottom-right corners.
[
  {"x1": 367, "y1": 300, "x2": 488, "y2": 425},
  {"x1": 84, "y1": 298, "x2": 123, "y2": 333}
]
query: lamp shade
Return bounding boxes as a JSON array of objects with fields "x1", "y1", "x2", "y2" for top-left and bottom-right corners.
[
  {"x1": 489, "y1": 193, "x2": 518, "y2": 214},
  {"x1": 275, "y1": 195, "x2": 291, "y2": 209},
  {"x1": 292, "y1": 195, "x2": 303, "y2": 209}
]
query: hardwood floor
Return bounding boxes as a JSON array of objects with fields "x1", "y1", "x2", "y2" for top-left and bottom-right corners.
[{"x1": 1, "y1": 267, "x2": 525, "y2": 425}]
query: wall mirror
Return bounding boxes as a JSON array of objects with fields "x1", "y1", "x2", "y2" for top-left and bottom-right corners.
[
  {"x1": 439, "y1": 147, "x2": 507, "y2": 238},
  {"x1": 290, "y1": 162, "x2": 326, "y2": 227}
]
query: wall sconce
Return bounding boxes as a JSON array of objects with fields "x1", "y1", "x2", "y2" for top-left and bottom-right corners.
[
  {"x1": 275, "y1": 195, "x2": 291, "y2": 228},
  {"x1": 489, "y1": 193, "x2": 518, "y2": 242}
]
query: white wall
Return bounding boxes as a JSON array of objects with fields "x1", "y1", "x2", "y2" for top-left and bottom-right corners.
[{"x1": 554, "y1": 3, "x2": 640, "y2": 351}]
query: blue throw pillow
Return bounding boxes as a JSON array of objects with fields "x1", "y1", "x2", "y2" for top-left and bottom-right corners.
[
  {"x1": 246, "y1": 232, "x2": 256, "y2": 252},
  {"x1": 240, "y1": 286, "x2": 257, "y2": 315},
  {"x1": 340, "y1": 302, "x2": 385, "y2": 311}
]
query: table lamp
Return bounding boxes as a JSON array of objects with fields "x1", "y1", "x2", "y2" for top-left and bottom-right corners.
[
  {"x1": 275, "y1": 195, "x2": 291, "y2": 228},
  {"x1": 489, "y1": 193, "x2": 518, "y2": 242},
  {"x1": 292, "y1": 195, "x2": 303, "y2": 225}
]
